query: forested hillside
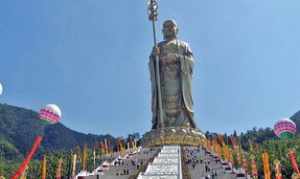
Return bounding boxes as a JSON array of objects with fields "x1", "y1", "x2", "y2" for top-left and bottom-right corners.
[{"x1": 0, "y1": 103, "x2": 115, "y2": 161}]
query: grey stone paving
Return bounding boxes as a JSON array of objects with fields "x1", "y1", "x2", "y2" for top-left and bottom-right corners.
[
  {"x1": 183, "y1": 147, "x2": 237, "y2": 179},
  {"x1": 99, "y1": 147, "x2": 159, "y2": 179},
  {"x1": 138, "y1": 145, "x2": 182, "y2": 179}
]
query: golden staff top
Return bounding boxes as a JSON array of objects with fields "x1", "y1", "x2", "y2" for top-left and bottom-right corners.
[
  {"x1": 147, "y1": 0, "x2": 164, "y2": 130},
  {"x1": 147, "y1": 0, "x2": 158, "y2": 21}
]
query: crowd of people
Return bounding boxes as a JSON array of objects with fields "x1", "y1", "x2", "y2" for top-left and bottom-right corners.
[
  {"x1": 183, "y1": 147, "x2": 232, "y2": 179},
  {"x1": 102, "y1": 148, "x2": 158, "y2": 177}
]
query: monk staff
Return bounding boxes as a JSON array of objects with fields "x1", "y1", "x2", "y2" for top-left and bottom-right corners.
[{"x1": 147, "y1": 0, "x2": 164, "y2": 130}]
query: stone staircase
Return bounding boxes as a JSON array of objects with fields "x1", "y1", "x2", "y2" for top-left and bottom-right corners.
[{"x1": 137, "y1": 145, "x2": 182, "y2": 179}]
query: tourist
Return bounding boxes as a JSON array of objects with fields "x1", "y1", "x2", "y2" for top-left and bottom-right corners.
[{"x1": 205, "y1": 174, "x2": 211, "y2": 179}]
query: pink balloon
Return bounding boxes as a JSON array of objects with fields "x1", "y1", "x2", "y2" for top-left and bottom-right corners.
[
  {"x1": 39, "y1": 104, "x2": 62, "y2": 124},
  {"x1": 274, "y1": 118, "x2": 296, "y2": 137}
]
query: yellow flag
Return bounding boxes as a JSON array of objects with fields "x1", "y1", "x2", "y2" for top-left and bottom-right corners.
[
  {"x1": 82, "y1": 144, "x2": 88, "y2": 171},
  {"x1": 262, "y1": 152, "x2": 271, "y2": 179},
  {"x1": 104, "y1": 139, "x2": 108, "y2": 155},
  {"x1": 72, "y1": 154, "x2": 77, "y2": 177},
  {"x1": 228, "y1": 148, "x2": 234, "y2": 164},
  {"x1": 41, "y1": 155, "x2": 47, "y2": 179},
  {"x1": 93, "y1": 148, "x2": 96, "y2": 170},
  {"x1": 274, "y1": 159, "x2": 282, "y2": 179},
  {"x1": 121, "y1": 141, "x2": 126, "y2": 157},
  {"x1": 133, "y1": 140, "x2": 137, "y2": 151},
  {"x1": 223, "y1": 145, "x2": 231, "y2": 161},
  {"x1": 20, "y1": 166, "x2": 28, "y2": 179}
]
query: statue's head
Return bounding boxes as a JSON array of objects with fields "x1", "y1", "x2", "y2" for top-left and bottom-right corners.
[{"x1": 162, "y1": 19, "x2": 178, "y2": 41}]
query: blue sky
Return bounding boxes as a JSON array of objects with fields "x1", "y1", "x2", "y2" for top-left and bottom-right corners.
[{"x1": 1, "y1": 0, "x2": 300, "y2": 137}]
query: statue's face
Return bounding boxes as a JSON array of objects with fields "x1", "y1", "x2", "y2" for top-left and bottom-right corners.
[{"x1": 162, "y1": 20, "x2": 178, "y2": 40}]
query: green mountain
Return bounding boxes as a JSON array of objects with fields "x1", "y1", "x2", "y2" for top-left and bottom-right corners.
[
  {"x1": 0, "y1": 103, "x2": 115, "y2": 161},
  {"x1": 291, "y1": 110, "x2": 300, "y2": 133},
  {"x1": 236, "y1": 111, "x2": 300, "y2": 151}
]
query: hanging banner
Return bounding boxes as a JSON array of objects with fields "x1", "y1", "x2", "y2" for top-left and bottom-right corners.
[
  {"x1": 242, "y1": 154, "x2": 248, "y2": 173},
  {"x1": 288, "y1": 149, "x2": 300, "y2": 175},
  {"x1": 212, "y1": 138, "x2": 222, "y2": 157},
  {"x1": 82, "y1": 144, "x2": 88, "y2": 171},
  {"x1": 251, "y1": 157, "x2": 258, "y2": 178},
  {"x1": 133, "y1": 140, "x2": 137, "y2": 151},
  {"x1": 120, "y1": 140, "x2": 126, "y2": 157},
  {"x1": 104, "y1": 139, "x2": 108, "y2": 155},
  {"x1": 236, "y1": 147, "x2": 242, "y2": 167},
  {"x1": 93, "y1": 148, "x2": 96, "y2": 170},
  {"x1": 100, "y1": 142, "x2": 105, "y2": 155},
  {"x1": 274, "y1": 159, "x2": 282, "y2": 179},
  {"x1": 107, "y1": 139, "x2": 111, "y2": 155},
  {"x1": 222, "y1": 145, "x2": 228, "y2": 161},
  {"x1": 55, "y1": 158, "x2": 63, "y2": 179},
  {"x1": 262, "y1": 152, "x2": 271, "y2": 179},
  {"x1": 217, "y1": 134, "x2": 225, "y2": 146},
  {"x1": 20, "y1": 166, "x2": 28, "y2": 179},
  {"x1": 229, "y1": 136, "x2": 238, "y2": 149},
  {"x1": 41, "y1": 155, "x2": 47, "y2": 179},
  {"x1": 228, "y1": 148, "x2": 234, "y2": 164},
  {"x1": 71, "y1": 154, "x2": 77, "y2": 178},
  {"x1": 12, "y1": 136, "x2": 43, "y2": 179}
]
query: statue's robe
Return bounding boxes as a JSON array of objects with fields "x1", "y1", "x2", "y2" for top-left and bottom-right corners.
[{"x1": 149, "y1": 39, "x2": 196, "y2": 129}]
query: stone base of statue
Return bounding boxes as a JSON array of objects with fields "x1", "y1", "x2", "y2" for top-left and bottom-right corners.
[{"x1": 142, "y1": 127, "x2": 206, "y2": 147}]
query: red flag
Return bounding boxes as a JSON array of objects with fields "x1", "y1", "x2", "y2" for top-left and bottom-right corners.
[
  {"x1": 229, "y1": 136, "x2": 238, "y2": 149},
  {"x1": 12, "y1": 136, "x2": 43, "y2": 179},
  {"x1": 99, "y1": 142, "x2": 105, "y2": 154},
  {"x1": 288, "y1": 149, "x2": 300, "y2": 175},
  {"x1": 242, "y1": 155, "x2": 248, "y2": 173},
  {"x1": 251, "y1": 158, "x2": 258, "y2": 177},
  {"x1": 55, "y1": 159, "x2": 63, "y2": 179},
  {"x1": 108, "y1": 139, "x2": 112, "y2": 154}
]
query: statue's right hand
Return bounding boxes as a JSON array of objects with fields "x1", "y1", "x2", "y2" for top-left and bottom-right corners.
[{"x1": 152, "y1": 46, "x2": 160, "y2": 57}]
